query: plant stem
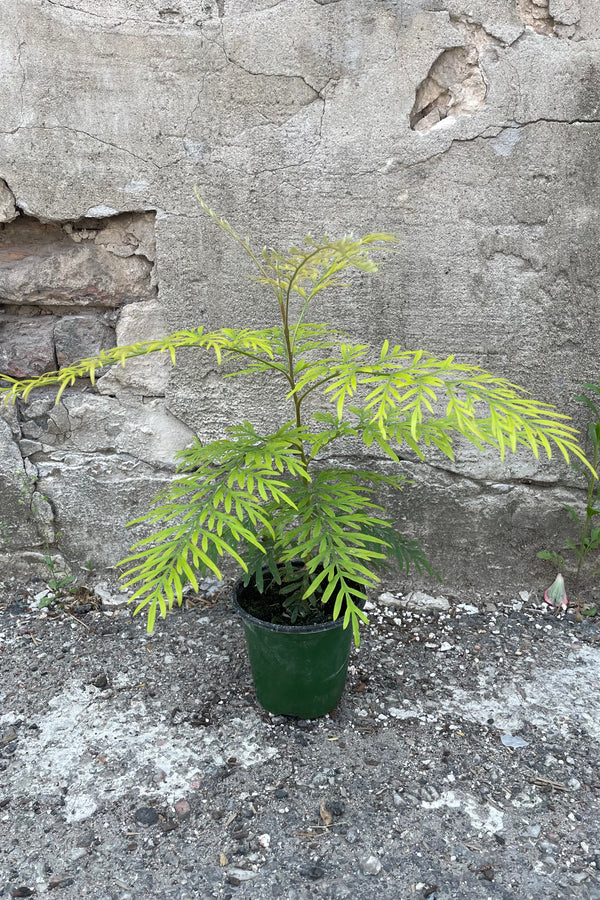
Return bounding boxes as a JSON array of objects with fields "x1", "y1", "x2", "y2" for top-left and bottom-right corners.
[
  {"x1": 575, "y1": 437, "x2": 599, "y2": 587},
  {"x1": 278, "y1": 290, "x2": 310, "y2": 482}
]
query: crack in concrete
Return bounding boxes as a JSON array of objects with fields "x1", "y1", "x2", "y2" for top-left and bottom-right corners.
[
  {"x1": 44, "y1": 0, "x2": 110, "y2": 19},
  {"x1": 15, "y1": 38, "x2": 26, "y2": 128},
  {"x1": 49, "y1": 125, "x2": 162, "y2": 170},
  {"x1": 182, "y1": 23, "x2": 329, "y2": 171},
  {"x1": 218, "y1": 15, "x2": 325, "y2": 96},
  {"x1": 409, "y1": 2, "x2": 583, "y2": 135},
  {"x1": 0, "y1": 124, "x2": 161, "y2": 171},
  {"x1": 402, "y1": 117, "x2": 600, "y2": 170},
  {"x1": 224, "y1": 56, "x2": 322, "y2": 104}
]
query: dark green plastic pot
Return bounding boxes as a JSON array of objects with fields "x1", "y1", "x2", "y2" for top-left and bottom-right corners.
[{"x1": 233, "y1": 575, "x2": 355, "y2": 719}]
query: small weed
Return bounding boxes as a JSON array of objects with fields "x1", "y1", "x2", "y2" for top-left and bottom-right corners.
[
  {"x1": 538, "y1": 380, "x2": 600, "y2": 613},
  {"x1": 39, "y1": 534, "x2": 76, "y2": 609}
]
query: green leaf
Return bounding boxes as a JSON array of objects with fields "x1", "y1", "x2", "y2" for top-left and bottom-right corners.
[{"x1": 565, "y1": 505, "x2": 580, "y2": 524}]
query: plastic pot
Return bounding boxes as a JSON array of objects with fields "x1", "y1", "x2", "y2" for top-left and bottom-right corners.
[{"x1": 233, "y1": 574, "x2": 355, "y2": 718}]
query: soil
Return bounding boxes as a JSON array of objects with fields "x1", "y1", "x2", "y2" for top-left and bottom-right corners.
[
  {"x1": 1, "y1": 575, "x2": 599, "y2": 900},
  {"x1": 234, "y1": 567, "x2": 344, "y2": 628}
]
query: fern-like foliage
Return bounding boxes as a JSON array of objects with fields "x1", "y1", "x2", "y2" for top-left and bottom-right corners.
[
  {"x1": 119, "y1": 423, "x2": 306, "y2": 632},
  {"x1": 1, "y1": 195, "x2": 594, "y2": 641}
]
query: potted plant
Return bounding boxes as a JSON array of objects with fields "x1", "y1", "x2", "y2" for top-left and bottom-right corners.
[{"x1": 1, "y1": 196, "x2": 592, "y2": 716}]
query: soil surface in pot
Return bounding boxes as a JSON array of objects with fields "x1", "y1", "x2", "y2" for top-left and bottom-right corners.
[{"x1": 236, "y1": 568, "x2": 343, "y2": 627}]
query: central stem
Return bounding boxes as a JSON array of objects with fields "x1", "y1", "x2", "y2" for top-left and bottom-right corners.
[{"x1": 278, "y1": 289, "x2": 310, "y2": 482}]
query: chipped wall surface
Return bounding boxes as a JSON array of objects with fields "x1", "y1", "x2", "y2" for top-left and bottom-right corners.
[{"x1": 0, "y1": 0, "x2": 599, "y2": 592}]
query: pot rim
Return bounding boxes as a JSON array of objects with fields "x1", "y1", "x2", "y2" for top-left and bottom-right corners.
[{"x1": 232, "y1": 588, "x2": 348, "y2": 635}]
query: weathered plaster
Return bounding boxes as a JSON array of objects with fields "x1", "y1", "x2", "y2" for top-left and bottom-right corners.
[{"x1": 0, "y1": 0, "x2": 599, "y2": 590}]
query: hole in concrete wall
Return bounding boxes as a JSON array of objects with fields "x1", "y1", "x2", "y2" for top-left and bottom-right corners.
[
  {"x1": 409, "y1": 19, "x2": 500, "y2": 132},
  {"x1": 0, "y1": 188, "x2": 192, "y2": 579},
  {"x1": 516, "y1": 0, "x2": 579, "y2": 38},
  {"x1": 0, "y1": 207, "x2": 156, "y2": 379},
  {"x1": 517, "y1": 0, "x2": 555, "y2": 34}
]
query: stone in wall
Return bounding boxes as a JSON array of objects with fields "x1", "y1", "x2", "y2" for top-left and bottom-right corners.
[
  {"x1": 0, "y1": 214, "x2": 155, "y2": 309},
  {"x1": 96, "y1": 301, "x2": 170, "y2": 397},
  {"x1": 0, "y1": 417, "x2": 47, "y2": 553},
  {"x1": 0, "y1": 316, "x2": 56, "y2": 378},
  {"x1": 0, "y1": 180, "x2": 18, "y2": 223},
  {"x1": 33, "y1": 454, "x2": 175, "y2": 576},
  {"x1": 11, "y1": 390, "x2": 196, "y2": 575},
  {"x1": 91, "y1": 212, "x2": 156, "y2": 270},
  {"x1": 45, "y1": 395, "x2": 195, "y2": 470},
  {"x1": 0, "y1": 205, "x2": 189, "y2": 579},
  {"x1": 54, "y1": 316, "x2": 116, "y2": 368},
  {"x1": 0, "y1": 211, "x2": 156, "y2": 379}
]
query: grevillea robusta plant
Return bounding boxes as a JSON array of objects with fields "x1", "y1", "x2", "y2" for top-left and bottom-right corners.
[{"x1": 1, "y1": 196, "x2": 593, "y2": 641}]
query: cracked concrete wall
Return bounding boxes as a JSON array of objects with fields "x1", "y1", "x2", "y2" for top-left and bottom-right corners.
[{"x1": 0, "y1": 0, "x2": 599, "y2": 593}]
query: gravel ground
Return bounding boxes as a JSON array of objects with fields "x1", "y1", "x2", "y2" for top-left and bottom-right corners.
[{"x1": 1, "y1": 576, "x2": 599, "y2": 900}]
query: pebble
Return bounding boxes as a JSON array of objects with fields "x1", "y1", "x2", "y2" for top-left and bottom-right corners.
[
  {"x1": 100, "y1": 595, "x2": 130, "y2": 611},
  {"x1": 328, "y1": 885, "x2": 353, "y2": 899},
  {"x1": 501, "y1": 733, "x2": 529, "y2": 748},
  {"x1": 326, "y1": 800, "x2": 345, "y2": 817},
  {"x1": 535, "y1": 856, "x2": 557, "y2": 875},
  {"x1": 198, "y1": 576, "x2": 222, "y2": 597},
  {"x1": 302, "y1": 865, "x2": 325, "y2": 880},
  {"x1": 401, "y1": 591, "x2": 450, "y2": 612},
  {"x1": 48, "y1": 876, "x2": 75, "y2": 890},
  {"x1": 359, "y1": 853, "x2": 382, "y2": 875},
  {"x1": 312, "y1": 772, "x2": 330, "y2": 786},
  {"x1": 479, "y1": 865, "x2": 494, "y2": 882},
  {"x1": 134, "y1": 806, "x2": 159, "y2": 826},
  {"x1": 75, "y1": 829, "x2": 95, "y2": 848},
  {"x1": 538, "y1": 839, "x2": 559, "y2": 854},
  {"x1": 65, "y1": 794, "x2": 99, "y2": 824},
  {"x1": 94, "y1": 582, "x2": 129, "y2": 609},
  {"x1": 11, "y1": 889, "x2": 35, "y2": 898},
  {"x1": 174, "y1": 799, "x2": 191, "y2": 819},
  {"x1": 226, "y1": 868, "x2": 258, "y2": 883},
  {"x1": 456, "y1": 603, "x2": 479, "y2": 615}
]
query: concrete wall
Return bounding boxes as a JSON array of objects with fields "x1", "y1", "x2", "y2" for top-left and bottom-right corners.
[{"x1": 1, "y1": 0, "x2": 598, "y2": 592}]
